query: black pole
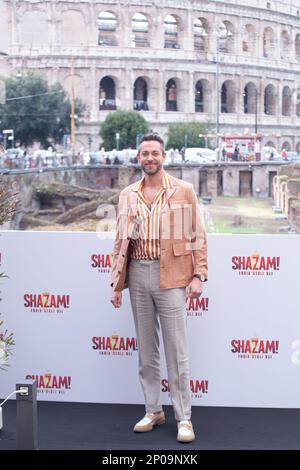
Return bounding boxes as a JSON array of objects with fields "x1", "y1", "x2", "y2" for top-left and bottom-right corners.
[{"x1": 16, "y1": 379, "x2": 38, "y2": 450}]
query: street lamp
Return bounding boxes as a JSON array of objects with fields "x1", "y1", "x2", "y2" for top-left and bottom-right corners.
[
  {"x1": 213, "y1": 23, "x2": 233, "y2": 156},
  {"x1": 116, "y1": 132, "x2": 120, "y2": 151}
]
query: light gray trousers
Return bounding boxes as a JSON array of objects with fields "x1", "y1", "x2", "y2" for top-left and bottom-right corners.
[{"x1": 128, "y1": 259, "x2": 191, "y2": 421}]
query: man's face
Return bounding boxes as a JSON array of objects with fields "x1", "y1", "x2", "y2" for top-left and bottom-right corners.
[{"x1": 137, "y1": 140, "x2": 166, "y2": 176}]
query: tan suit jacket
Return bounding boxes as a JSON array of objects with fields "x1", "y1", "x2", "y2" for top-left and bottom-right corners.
[{"x1": 111, "y1": 173, "x2": 208, "y2": 292}]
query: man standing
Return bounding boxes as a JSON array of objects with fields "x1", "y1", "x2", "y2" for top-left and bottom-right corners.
[{"x1": 111, "y1": 133, "x2": 208, "y2": 443}]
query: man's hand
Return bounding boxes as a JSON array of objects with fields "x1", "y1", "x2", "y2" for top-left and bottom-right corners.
[
  {"x1": 186, "y1": 277, "x2": 203, "y2": 299},
  {"x1": 111, "y1": 290, "x2": 122, "y2": 308}
]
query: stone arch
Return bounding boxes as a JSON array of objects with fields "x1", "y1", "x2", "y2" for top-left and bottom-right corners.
[
  {"x1": 221, "y1": 80, "x2": 236, "y2": 113},
  {"x1": 282, "y1": 86, "x2": 292, "y2": 116},
  {"x1": 242, "y1": 24, "x2": 256, "y2": 53},
  {"x1": 98, "y1": 11, "x2": 118, "y2": 46},
  {"x1": 263, "y1": 27, "x2": 276, "y2": 58},
  {"x1": 295, "y1": 34, "x2": 300, "y2": 62},
  {"x1": 281, "y1": 141, "x2": 291, "y2": 151},
  {"x1": 264, "y1": 84, "x2": 276, "y2": 115},
  {"x1": 195, "y1": 79, "x2": 211, "y2": 113},
  {"x1": 20, "y1": 9, "x2": 49, "y2": 45},
  {"x1": 61, "y1": 10, "x2": 87, "y2": 46},
  {"x1": 166, "y1": 78, "x2": 180, "y2": 111},
  {"x1": 243, "y1": 82, "x2": 257, "y2": 114},
  {"x1": 281, "y1": 31, "x2": 290, "y2": 60},
  {"x1": 133, "y1": 77, "x2": 149, "y2": 110},
  {"x1": 131, "y1": 12, "x2": 150, "y2": 48},
  {"x1": 193, "y1": 17, "x2": 209, "y2": 51},
  {"x1": 220, "y1": 21, "x2": 234, "y2": 54},
  {"x1": 265, "y1": 141, "x2": 276, "y2": 148},
  {"x1": 164, "y1": 14, "x2": 181, "y2": 49},
  {"x1": 99, "y1": 76, "x2": 117, "y2": 110}
]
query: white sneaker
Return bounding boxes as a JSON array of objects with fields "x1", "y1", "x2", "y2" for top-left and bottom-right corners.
[
  {"x1": 133, "y1": 411, "x2": 165, "y2": 432},
  {"x1": 177, "y1": 420, "x2": 195, "y2": 443}
]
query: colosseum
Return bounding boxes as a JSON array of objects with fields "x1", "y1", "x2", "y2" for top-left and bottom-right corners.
[{"x1": 1, "y1": 0, "x2": 300, "y2": 151}]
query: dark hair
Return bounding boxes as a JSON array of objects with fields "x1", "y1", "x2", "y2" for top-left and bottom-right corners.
[{"x1": 138, "y1": 132, "x2": 165, "y2": 152}]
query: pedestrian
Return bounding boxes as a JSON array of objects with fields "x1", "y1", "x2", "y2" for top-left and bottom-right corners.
[
  {"x1": 110, "y1": 132, "x2": 208, "y2": 443},
  {"x1": 222, "y1": 146, "x2": 227, "y2": 161},
  {"x1": 234, "y1": 144, "x2": 240, "y2": 161},
  {"x1": 281, "y1": 148, "x2": 287, "y2": 160}
]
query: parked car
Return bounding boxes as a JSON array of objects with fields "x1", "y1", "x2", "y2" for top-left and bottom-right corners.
[
  {"x1": 165, "y1": 149, "x2": 183, "y2": 165},
  {"x1": 184, "y1": 147, "x2": 217, "y2": 163},
  {"x1": 197, "y1": 148, "x2": 217, "y2": 162},
  {"x1": 89, "y1": 151, "x2": 105, "y2": 164}
]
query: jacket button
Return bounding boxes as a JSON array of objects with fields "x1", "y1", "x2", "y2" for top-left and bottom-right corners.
[
  {"x1": 122, "y1": 254, "x2": 125, "y2": 258},
  {"x1": 118, "y1": 271, "x2": 121, "y2": 274}
]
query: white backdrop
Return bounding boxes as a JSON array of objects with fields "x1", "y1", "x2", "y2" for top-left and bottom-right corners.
[{"x1": 0, "y1": 230, "x2": 300, "y2": 408}]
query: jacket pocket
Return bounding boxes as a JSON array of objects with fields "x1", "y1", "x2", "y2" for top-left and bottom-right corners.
[
  {"x1": 169, "y1": 199, "x2": 189, "y2": 209},
  {"x1": 172, "y1": 242, "x2": 193, "y2": 256}
]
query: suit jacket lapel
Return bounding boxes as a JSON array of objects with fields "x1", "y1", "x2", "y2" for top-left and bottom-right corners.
[
  {"x1": 165, "y1": 187, "x2": 176, "y2": 205},
  {"x1": 128, "y1": 189, "x2": 138, "y2": 217}
]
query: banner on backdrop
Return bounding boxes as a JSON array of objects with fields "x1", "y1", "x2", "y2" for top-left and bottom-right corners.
[{"x1": 0, "y1": 231, "x2": 299, "y2": 408}]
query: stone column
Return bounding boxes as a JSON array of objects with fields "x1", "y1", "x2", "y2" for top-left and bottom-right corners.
[
  {"x1": 292, "y1": 81, "x2": 297, "y2": 119},
  {"x1": 235, "y1": 74, "x2": 243, "y2": 118},
  {"x1": 11, "y1": 1, "x2": 18, "y2": 45},
  {"x1": 118, "y1": 68, "x2": 128, "y2": 110},
  {"x1": 181, "y1": 167, "x2": 199, "y2": 194},
  {"x1": 121, "y1": 10, "x2": 131, "y2": 48},
  {"x1": 122, "y1": 68, "x2": 133, "y2": 110},
  {"x1": 182, "y1": 8, "x2": 193, "y2": 51},
  {"x1": 207, "y1": 171, "x2": 218, "y2": 197},
  {"x1": 223, "y1": 167, "x2": 240, "y2": 196},
  {"x1": 118, "y1": 167, "x2": 136, "y2": 189},
  {"x1": 152, "y1": 6, "x2": 164, "y2": 50},
  {"x1": 258, "y1": 20, "x2": 264, "y2": 60},
  {"x1": 88, "y1": 2, "x2": 97, "y2": 46},
  {"x1": 252, "y1": 167, "x2": 268, "y2": 198},
  {"x1": 90, "y1": 65, "x2": 98, "y2": 121},
  {"x1": 276, "y1": 23, "x2": 282, "y2": 61},
  {"x1": 257, "y1": 78, "x2": 264, "y2": 117},
  {"x1": 189, "y1": 72, "x2": 195, "y2": 114},
  {"x1": 277, "y1": 81, "x2": 282, "y2": 118},
  {"x1": 157, "y1": 69, "x2": 165, "y2": 113},
  {"x1": 235, "y1": 15, "x2": 244, "y2": 58}
]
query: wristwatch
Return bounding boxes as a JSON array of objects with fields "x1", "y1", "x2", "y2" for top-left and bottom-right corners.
[{"x1": 193, "y1": 274, "x2": 207, "y2": 282}]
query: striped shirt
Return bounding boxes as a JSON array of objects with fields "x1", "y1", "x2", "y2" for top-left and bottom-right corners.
[{"x1": 130, "y1": 171, "x2": 172, "y2": 260}]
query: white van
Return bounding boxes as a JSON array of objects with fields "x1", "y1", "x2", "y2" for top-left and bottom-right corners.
[{"x1": 184, "y1": 147, "x2": 216, "y2": 163}]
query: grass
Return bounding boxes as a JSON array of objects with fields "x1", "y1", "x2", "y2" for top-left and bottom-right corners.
[{"x1": 202, "y1": 196, "x2": 287, "y2": 234}]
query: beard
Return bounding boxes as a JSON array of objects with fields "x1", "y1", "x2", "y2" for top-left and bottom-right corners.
[{"x1": 141, "y1": 162, "x2": 163, "y2": 175}]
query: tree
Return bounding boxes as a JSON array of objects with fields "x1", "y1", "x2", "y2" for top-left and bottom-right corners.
[
  {"x1": 0, "y1": 178, "x2": 18, "y2": 226},
  {"x1": 166, "y1": 122, "x2": 213, "y2": 150},
  {"x1": 0, "y1": 72, "x2": 85, "y2": 148},
  {"x1": 100, "y1": 110, "x2": 149, "y2": 151},
  {"x1": 0, "y1": 178, "x2": 17, "y2": 371}
]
